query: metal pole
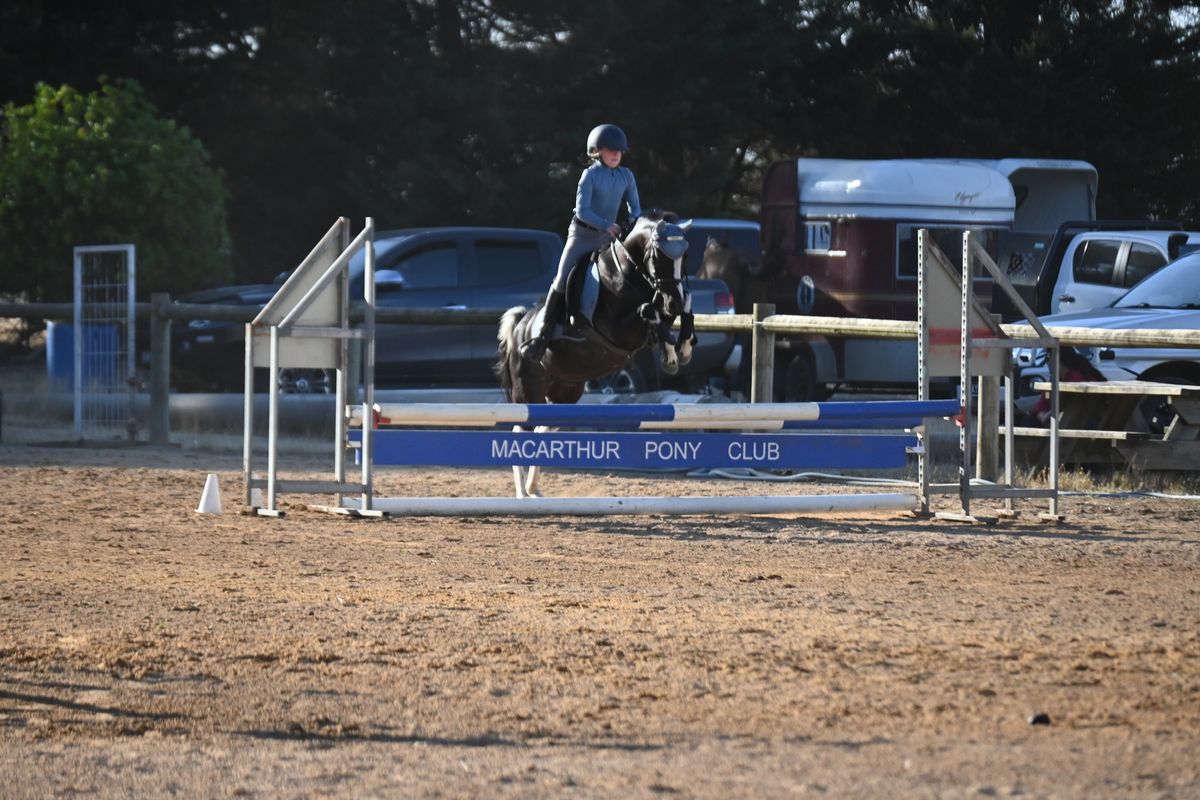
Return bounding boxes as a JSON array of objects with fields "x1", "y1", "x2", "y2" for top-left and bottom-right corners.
[
  {"x1": 335, "y1": 219, "x2": 350, "y2": 506},
  {"x1": 243, "y1": 323, "x2": 255, "y2": 506},
  {"x1": 125, "y1": 245, "x2": 137, "y2": 441},
  {"x1": 267, "y1": 325, "x2": 280, "y2": 512},
  {"x1": 149, "y1": 293, "x2": 171, "y2": 445},
  {"x1": 958, "y1": 232, "x2": 972, "y2": 518},
  {"x1": 916, "y1": 230, "x2": 931, "y2": 515},
  {"x1": 361, "y1": 217, "x2": 376, "y2": 512},
  {"x1": 1003, "y1": 373, "x2": 1016, "y2": 516},
  {"x1": 1049, "y1": 346, "x2": 1061, "y2": 518},
  {"x1": 73, "y1": 251, "x2": 83, "y2": 438}
]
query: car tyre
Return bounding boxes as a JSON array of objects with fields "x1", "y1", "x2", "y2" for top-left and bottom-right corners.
[
  {"x1": 585, "y1": 353, "x2": 661, "y2": 395},
  {"x1": 1136, "y1": 373, "x2": 1198, "y2": 434},
  {"x1": 773, "y1": 352, "x2": 827, "y2": 402},
  {"x1": 278, "y1": 368, "x2": 335, "y2": 395}
]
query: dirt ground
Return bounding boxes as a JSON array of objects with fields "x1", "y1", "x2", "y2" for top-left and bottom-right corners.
[{"x1": 2, "y1": 436, "x2": 1199, "y2": 799}]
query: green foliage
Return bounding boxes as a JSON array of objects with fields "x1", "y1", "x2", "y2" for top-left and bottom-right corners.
[
  {"x1": 0, "y1": 80, "x2": 231, "y2": 301},
  {"x1": 2, "y1": 1, "x2": 1199, "y2": 287}
]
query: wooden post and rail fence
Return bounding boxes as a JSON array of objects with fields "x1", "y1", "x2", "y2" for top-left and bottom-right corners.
[{"x1": 4, "y1": 298, "x2": 1200, "y2": 465}]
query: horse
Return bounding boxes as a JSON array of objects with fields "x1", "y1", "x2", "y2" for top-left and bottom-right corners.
[
  {"x1": 695, "y1": 234, "x2": 768, "y2": 316},
  {"x1": 696, "y1": 234, "x2": 770, "y2": 395},
  {"x1": 494, "y1": 213, "x2": 696, "y2": 496}
]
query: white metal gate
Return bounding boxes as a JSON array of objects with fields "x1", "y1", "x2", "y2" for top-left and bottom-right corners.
[{"x1": 73, "y1": 244, "x2": 137, "y2": 440}]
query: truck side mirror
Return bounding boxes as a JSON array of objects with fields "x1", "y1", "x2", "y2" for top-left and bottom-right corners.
[
  {"x1": 375, "y1": 269, "x2": 405, "y2": 289},
  {"x1": 1168, "y1": 233, "x2": 1187, "y2": 260}
]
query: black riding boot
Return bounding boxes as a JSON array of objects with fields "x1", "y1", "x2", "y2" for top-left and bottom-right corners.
[{"x1": 520, "y1": 289, "x2": 565, "y2": 362}]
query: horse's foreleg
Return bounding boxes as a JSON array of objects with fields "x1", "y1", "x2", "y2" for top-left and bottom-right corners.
[
  {"x1": 654, "y1": 321, "x2": 680, "y2": 375},
  {"x1": 676, "y1": 307, "x2": 696, "y2": 366}
]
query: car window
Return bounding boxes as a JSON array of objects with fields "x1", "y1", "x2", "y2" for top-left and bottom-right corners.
[
  {"x1": 1122, "y1": 243, "x2": 1166, "y2": 287},
  {"x1": 388, "y1": 244, "x2": 459, "y2": 289},
  {"x1": 473, "y1": 241, "x2": 543, "y2": 287},
  {"x1": 1073, "y1": 239, "x2": 1120, "y2": 285},
  {"x1": 1115, "y1": 253, "x2": 1200, "y2": 308}
]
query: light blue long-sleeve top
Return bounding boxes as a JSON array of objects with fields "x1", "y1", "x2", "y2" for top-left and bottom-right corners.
[{"x1": 574, "y1": 162, "x2": 641, "y2": 230}]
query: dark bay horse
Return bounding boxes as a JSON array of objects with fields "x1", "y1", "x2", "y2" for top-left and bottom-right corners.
[
  {"x1": 496, "y1": 214, "x2": 695, "y2": 405},
  {"x1": 494, "y1": 214, "x2": 696, "y2": 496}
]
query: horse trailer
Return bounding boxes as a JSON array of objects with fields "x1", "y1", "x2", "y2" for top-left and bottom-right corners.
[{"x1": 758, "y1": 156, "x2": 1097, "y2": 399}]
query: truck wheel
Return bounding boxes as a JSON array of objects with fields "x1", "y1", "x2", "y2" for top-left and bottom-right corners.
[
  {"x1": 1136, "y1": 372, "x2": 1195, "y2": 434},
  {"x1": 278, "y1": 368, "x2": 335, "y2": 394},
  {"x1": 585, "y1": 354, "x2": 660, "y2": 396},
  {"x1": 773, "y1": 353, "x2": 826, "y2": 402}
]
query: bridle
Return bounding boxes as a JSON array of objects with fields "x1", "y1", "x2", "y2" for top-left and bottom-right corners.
[{"x1": 610, "y1": 221, "x2": 687, "y2": 307}]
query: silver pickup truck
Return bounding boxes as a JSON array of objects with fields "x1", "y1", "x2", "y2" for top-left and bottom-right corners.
[{"x1": 173, "y1": 226, "x2": 735, "y2": 393}]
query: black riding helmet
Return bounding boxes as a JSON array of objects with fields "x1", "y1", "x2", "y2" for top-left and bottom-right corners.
[{"x1": 587, "y1": 123, "x2": 628, "y2": 156}]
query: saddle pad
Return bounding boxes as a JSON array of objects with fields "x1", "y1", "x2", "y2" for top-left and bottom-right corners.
[
  {"x1": 576, "y1": 260, "x2": 602, "y2": 325},
  {"x1": 539, "y1": 255, "x2": 601, "y2": 338}
]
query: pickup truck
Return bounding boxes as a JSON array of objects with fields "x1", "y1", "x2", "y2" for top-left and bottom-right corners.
[
  {"x1": 993, "y1": 220, "x2": 1200, "y2": 321},
  {"x1": 1005, "y1": 222, "x2": 1200, "y2": 401},
  {"x1": 173, "y1": 226, "x2": 736, "y2": 393}
]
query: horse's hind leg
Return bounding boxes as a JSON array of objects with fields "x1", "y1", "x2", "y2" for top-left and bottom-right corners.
[
  {"x1": 512, "y1": 464, "x2": 529, "y2": 498},
  {"x1": 511, "y1": 425, "x2": 532, "y2": 498},
  {"x1": 522, "y1": 426, "x2": 550, "y2": 497},
  {"x1": 510, "y1": 425, "x2": 549, "y2": 498}
]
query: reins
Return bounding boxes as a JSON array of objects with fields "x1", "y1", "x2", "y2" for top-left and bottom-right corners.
[{"x1": 610, "y1": 229, "x2": 677, "y2": 298}]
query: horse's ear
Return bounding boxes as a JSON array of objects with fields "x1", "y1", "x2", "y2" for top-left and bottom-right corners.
[{"x1": 677, "y1": 218, "x2": 693, "y2": 231}]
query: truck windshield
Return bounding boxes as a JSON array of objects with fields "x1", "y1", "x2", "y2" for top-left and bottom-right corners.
[{"x1": 1113, "y1": 253, "x2": 1200, "y2": 309}]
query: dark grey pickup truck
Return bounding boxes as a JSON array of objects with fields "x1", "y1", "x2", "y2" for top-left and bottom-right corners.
[{"x1": 173, "y1": 226, "x2": 736, "y2": 393}]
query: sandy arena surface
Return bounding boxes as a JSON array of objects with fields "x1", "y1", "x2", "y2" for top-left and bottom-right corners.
[{"x1": 2, "y1": 438, "x2": 1199, "y2": 798}]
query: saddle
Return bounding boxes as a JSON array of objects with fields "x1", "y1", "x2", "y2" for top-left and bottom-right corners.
[{"x1": 528, "y1": 246, "x2": 653, "y2": 356}]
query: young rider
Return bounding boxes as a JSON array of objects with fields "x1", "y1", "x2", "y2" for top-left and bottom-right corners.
[{"x1": 519, "y1": 123, "x2": 641, "y2": 361}]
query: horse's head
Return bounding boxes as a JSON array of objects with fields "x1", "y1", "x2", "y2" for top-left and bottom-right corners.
[
  {"x1": 620, "y1": 215, "x2": 695, "y2": 375},
  {"x1": 626, "y1": 216, "x2": 688, "y2": 318}
]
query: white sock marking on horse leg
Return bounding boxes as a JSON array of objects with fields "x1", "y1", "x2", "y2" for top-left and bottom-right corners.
[
  {"x1": 511, "y1": 424, "x2": 529, "y2": 498},
  {"x1": 661, "y1": 342, "x2": 679, "y2": 373},
  {"x1": 524, "y1": 424, "x2": 550, "y2": 497}
]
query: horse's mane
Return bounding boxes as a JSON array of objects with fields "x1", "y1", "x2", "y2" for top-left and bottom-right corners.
[{"x1": 639, "y1": 209, "x2": 679, "y2": 223}]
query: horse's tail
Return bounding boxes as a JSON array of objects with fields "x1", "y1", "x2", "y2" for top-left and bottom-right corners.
[{"x1": 494, "y1": 305, "x2": 527, "y2": 402}]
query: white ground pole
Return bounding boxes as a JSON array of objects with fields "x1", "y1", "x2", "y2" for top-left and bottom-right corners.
[
  {"x1": 72, "y1": 244, "x2": 136, "y2": 439},
  {"x1": 349, "y1": 493, "x2": 917, "y2": 517}
]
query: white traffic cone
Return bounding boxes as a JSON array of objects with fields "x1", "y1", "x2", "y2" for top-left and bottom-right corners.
[{"x1": 196, "y1": 473, "x2": 223, "y2": 514}]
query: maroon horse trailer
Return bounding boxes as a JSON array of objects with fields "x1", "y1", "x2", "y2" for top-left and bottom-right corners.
[{"x1": 758, "y1": 157, "x2": 1097, "y2": 400}]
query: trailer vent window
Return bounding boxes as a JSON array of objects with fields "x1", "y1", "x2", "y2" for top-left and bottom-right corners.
[{"x1": 896, "y1": 224, "x2": 1001, "y2": 280}]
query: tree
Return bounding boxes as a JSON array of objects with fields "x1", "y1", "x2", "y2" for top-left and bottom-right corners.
[{"x1": 0, "y1": 79, "x2": 231, "y2": 302}]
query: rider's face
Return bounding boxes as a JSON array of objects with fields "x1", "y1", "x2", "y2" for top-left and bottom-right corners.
[{"x1": 598, "y1": 147, "x2": 623, "y2": 168}]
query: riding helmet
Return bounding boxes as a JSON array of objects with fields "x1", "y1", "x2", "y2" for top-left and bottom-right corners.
[{"x1": 587, "y1": 124, "x2": 628, "y2": 155}]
